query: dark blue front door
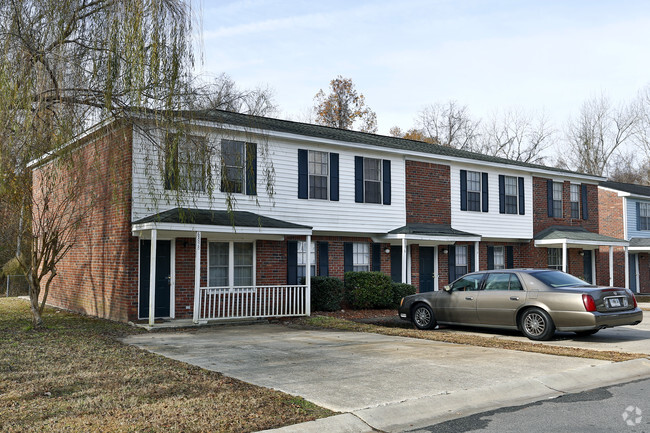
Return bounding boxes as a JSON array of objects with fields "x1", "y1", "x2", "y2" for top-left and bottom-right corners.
[
  {"x1": 419, "y1": 247, "x2": 435, "y2": 292},
  {"x1": 629, "y1": 254, "x2": 637, "y2": 293},
  {"x1": 139, "y1": 240, "x2": 171, "y2": 318},
  {"x1": 583, "y1": 250, "x2": 592, "y2": 284}
]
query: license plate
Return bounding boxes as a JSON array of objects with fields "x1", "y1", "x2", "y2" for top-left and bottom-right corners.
[{"x1": 607, "y1": 297, "x2": 627, "y2": 308}]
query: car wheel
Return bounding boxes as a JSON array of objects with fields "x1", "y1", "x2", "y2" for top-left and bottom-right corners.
[
  {"x1": 519, "y1": 308, "x2": 555, "y2": 341},
  {"x1": 574, "y1": 329, "x2": 599, "y2": 337},
  {"x1": 412, "y1": 304, "x2": 436, "y2": 330}
]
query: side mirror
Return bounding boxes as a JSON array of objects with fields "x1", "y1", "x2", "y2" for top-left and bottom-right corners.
[{"x1": 443, "y1": 285, "x2": 451, "y2": 292}]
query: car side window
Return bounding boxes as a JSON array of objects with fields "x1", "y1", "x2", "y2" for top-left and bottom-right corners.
[
  {"x1": 509, "y1": 274, "x2": 524, "y2": 291},
  {"x1": 484, "y1": 273, "x2": 510, "y2": 291},
  {"x1": 451, "y1": 274, "x2": 483, "y2": 292}
]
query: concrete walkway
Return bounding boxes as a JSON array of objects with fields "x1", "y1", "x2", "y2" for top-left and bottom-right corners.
[{"x1": 122, "y1": 323, "x2": 650, "y2": 433}]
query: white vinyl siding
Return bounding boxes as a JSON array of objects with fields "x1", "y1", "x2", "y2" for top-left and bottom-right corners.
[
  {"x1": 450, "y1": 165, "x2": 533, "y2": 239},
  {"x1": 131, "y1": 128, "x2": 405, "y2": 233}
]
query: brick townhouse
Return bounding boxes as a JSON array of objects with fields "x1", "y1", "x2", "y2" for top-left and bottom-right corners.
[
  {"x1": 31, "y1": 110, "x2": 630, "y2": 326},
  {"x1": 598, "y1": 181, "x2": 650, "y2": 293}
]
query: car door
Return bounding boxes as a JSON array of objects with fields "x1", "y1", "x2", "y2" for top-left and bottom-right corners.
[
  {"x1": 436, "y1": 274, "x2": 483, "y2": 324},
  {"x1": 476, "y1": 272, "x2": 526, "y2": 326}
]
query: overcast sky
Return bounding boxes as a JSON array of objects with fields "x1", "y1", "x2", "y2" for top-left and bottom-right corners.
[{"x1": 195, "y1": 0, "x2": 650, "y2": 135}]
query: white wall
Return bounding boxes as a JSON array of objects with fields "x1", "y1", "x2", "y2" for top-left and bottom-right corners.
[
  {"x1": 450, "y1": 163, "x2": 533, "y2": 239},
  {"x1": 131, "y1": 126, "x2": 406, "y2": 234}
]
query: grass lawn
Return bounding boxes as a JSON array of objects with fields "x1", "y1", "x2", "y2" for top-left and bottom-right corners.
[
  {"x1": 298, "y1": 315, "x2": 647, "y2": 363},
  {"x1": 0, "y1": 298, "x2": 332, "y2": 432}
]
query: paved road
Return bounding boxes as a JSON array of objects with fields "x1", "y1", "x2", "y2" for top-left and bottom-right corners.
[{"x1": 409, "y1": 378, "x2": 650, "y2": 433}]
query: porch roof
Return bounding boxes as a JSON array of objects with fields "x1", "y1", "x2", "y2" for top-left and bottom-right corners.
[
  {"x1": 132, "y1": 208, "x2": 312, "y2": 236},
  {"x1": 629, "y1": 237, "x2": 650, "y2": 251},
  {"x1": 381, "y1": 223, "x2": 481, "y2": 243},
  {"x1": 534, "y1": 225, "x2": 628, "y2": 249}
]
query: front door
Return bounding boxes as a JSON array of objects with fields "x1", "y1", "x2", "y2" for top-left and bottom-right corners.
[
  {"x1": 629, "y1": 254, "x2": 638, "y2": 293},
  {"x1": 419, "y1": 247, "x2": 435, "y2": 292},
  {"x1": 583, "y1": 250, "x2": 593, "y2": 284},
  {"x1": 139, "y1": 240, "x2": 171, "y2": 318}
]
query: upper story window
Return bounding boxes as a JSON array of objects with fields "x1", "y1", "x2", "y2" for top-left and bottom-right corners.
[
  {"x1": 164, "y1": 134, "x2": 208, "y2": 192},
  {"x1": 355, "y1": 156, "x2": 391, "y2": 205},
  {"x1": 570, "y1": 184, "x2": 580, "y2": 219},
  {"x1": 639, "y1": 202, "x2": 650, "y2": 231},
  {"x1": 221, "y1": 140, "x2": 257, "y2": 195},
  {"x1": 298, "y1": 149, "x2": 339, "y2": 201},
  {"x1": 297, "y1": 241, "x2": 316, "y2": 280},
  {"x1": 363, "y1": 158, "x2": 382, "y2": 204},
  {"x1": 353, "y1": 243, "x2": 370, "y2": 271},
  {"x1": 309, "y1": 151, "x2": 329, "y2": 200},
  {"x1": 552, "y1": 182, "x2": 563, "y2": 218},
  {"x1": 460, "y1": 169, "x2": 487, "y2": 212},
  {"x1": 504, "y1": 176, "x2": 518, "y2": 214},
  {"x1": 548, "y1": 248, "x2": 562, "y2": 270}
]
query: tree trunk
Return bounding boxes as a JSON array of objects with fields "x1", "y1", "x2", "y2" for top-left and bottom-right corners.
[{"x1": 29, "y1": 291, "x2": 43, "y2": 328}]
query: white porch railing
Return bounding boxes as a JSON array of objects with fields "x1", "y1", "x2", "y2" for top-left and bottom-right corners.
[{"x1": 197, "y1": 285, "x2": 308, "y2": 321}]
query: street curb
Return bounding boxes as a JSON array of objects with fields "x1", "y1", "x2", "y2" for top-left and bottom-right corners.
[
  {"x1": 258, "y1": 358, "x2": 650, "y2": 433},
  {"x1": 255, "y1": 413, "x2": 375, "y2": 433}
]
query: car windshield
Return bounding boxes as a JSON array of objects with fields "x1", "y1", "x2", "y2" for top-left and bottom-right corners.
[{"x1": 529, "y1": 270, "x2": 590, "y2": 288}]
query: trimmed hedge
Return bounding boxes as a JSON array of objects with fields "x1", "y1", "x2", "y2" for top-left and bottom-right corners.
[
  {"x1": 344, "y1": 271, "x2": 393, "y2": 309},
  {"x1": 391, "y1": 282, "x2": 416, "y2": 307},
  {"x1": 310, "y1": 276, "x2": 344, "y2": 312}
]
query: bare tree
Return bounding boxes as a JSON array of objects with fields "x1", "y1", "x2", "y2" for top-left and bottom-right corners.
[
  {"x1": 607, "y1": 151, "x2": 650, "y2": 185},
  {"x1": 480, "y1": 109, "x2": 554, "y2": 164},
  {"x1": 193, "y1": 73, "x2": 278, "y2": 116},
  {"x1": 313, "y1": 76, "x2": 378, "y2": 133},
  {"x1": 0, "y1": 0, "x2": 197, "y2": 327},
  {"x1": 564, "y1": 94, "x2": 639, "y2": 176},
  {"x1": 416, "y1": 101, "x2": 480, "y2": 150}
]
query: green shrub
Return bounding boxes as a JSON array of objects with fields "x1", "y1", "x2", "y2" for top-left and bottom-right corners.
[
  {"x1": 344, "y1": 271, "x2": 393, "y2": 309},
  {"x1": 310, "y1": 276, "x2": 344, "y2": 312},
  {"x1": 391, "y1": 282, "x2": 416, "y2": 307},
  {"x1": 1, "y1": 257, "x2": 22, "y2": 278}
]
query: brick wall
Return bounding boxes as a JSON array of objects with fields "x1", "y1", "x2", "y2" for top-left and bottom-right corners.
[
  {"x1": 598, "y1": 188, "x2": 624, "y2": 239},
  {"x1": 33, "y1": 123, "x2": 139, "y2": 322},
  {"x1": 406, "y1": 160, "x2": 451, "y2": 224},
  {"x1": 533, "y1": 177, "x2": 599, "y2": 233}
]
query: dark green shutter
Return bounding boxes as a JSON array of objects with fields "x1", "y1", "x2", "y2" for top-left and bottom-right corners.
[
  {"x1": 468, "y1": 244, "x2": 475, "y2": 273},
  {"x1": 318, "y1": 242, "x2": 329, "y2": 276},
  {"x1": 637, "y1": 202, "x2": 641, "y2": 231},
  {"x1": 298, "y1": 150, "x2": 308, "y2": 199},
  {"x1": 581, "y1": 184, "x2": 588, "y2": 220},
  {"x1": 390, "y1": 246, "x2": 402, "y2": 283},
  {"x1": 518, "y1": 177, "x2": 525, "y2": 215},
  {"x1": 487, "y1": 246, "x2": 494, "y2": 270},
  {"x1": 330, "y1": 153, "x2": 339, "y2": 201},
  {"x1": 547, "y1": 179, "x2": 554, "y2": 217},
  {"x1": 460, "y1": 170, "x2": 467, "y2": 211},
  {"x1": 482, "y1": 173, "x2": 489, "y2": 212},
  {"x1": 245, "y1": 142, "x2": 257, "y2": 196},
  {"x1": 506, "y1": 246, "x2": 514, "y2": 269},
  {"x1": 498, "y1": 175, "x2": 505, "y2": 214},
  {"x1": 354, "y1": 157, "x2": 364, "y2": 203},
  {"x1": 372, "y1": 244, "x2": 381, "y2": 271},
  {"x1": 344, "y1": 242, "x2": 353, "y2": 273},
  {"x1": 448, "y1": 245, "x2": 456, "y2": 282},
  {"x1": 287, "y1": 241, "x2": 298, "y2": 285},
  {"x1": 382, "y1": 160, "x2": 391, "y2": 205}
]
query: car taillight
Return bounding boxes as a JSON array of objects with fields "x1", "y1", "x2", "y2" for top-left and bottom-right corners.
[
  {"x1": 632, "y1": 295, "x2": 638, "y2": 308},
  {"x1": 582, "y1": 294, "x2": 597, "y2": 312}
]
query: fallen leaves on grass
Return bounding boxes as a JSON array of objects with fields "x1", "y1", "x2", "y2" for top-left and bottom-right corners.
[
  {"x1": 296, "y1": 315, "x2": 647, "y2": 363},
  {"x1": 0, "y1": 299, "x2": 333, "y2": 432}
]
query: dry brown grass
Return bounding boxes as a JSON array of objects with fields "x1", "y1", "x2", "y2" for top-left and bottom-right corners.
[
  {"x1": 297, "y1": 315, "x2": 647, "y2": 363},
  {"x1": 0, "y1": 299, "x2": 332, "y2": 432}
]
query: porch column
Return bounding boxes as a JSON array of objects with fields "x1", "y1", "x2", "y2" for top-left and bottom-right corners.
[
  {"x1": 591, "y1": 250, "x2": 596, "y2": 285},
  {"x1": 192, "y1": 231, "x2": 201, "y2": 324},
  {"x1": 401, "y1": 238, "x2": 407, "y2": 284},
  {"x1": 148, "y1": 229, "x2": 157, "y2": 327},
  {"x1": 562, "y1": 241, "x2": 567, "y2": 273},
  {"x1": 305, "y1": 235, "x2": 311, "y2": 316},
  {"x1": 474, "y1": 241, "x2": 480, "y2": 272},
  {"x1": 609, "y1": 246, "x2": 614, "y2": 286},
  {"x1": 624, "y1": 247, "x2": 630, "y2": 289},
  {"x1": 434, "y1": 246, "x2": 439, "y2": 291}
]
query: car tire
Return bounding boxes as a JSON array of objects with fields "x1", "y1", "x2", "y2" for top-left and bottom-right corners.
[
  {"x1": 412, "y1": 304, "x2": 436, "y2": 330},
  {"x1": 519, "y1": 308, "x2": 555, "y2": 341},
  {"x1": 574, "y1": 329, "x2": 599, "y2": 337}
]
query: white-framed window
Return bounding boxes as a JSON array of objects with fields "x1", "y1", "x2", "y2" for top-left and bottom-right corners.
[
  {"x1": 297, "y1": 241, "x2": 316, "y2": 280},
  {"x1": 504, "y1": 176, "x2": 518, "y2": 214},
  {"x1": 467, "y1": 171, "x2": 481, "y2": 212},
  {"x1": 363, "y1": 158, "x2": 382, "y2": 204},
  {"x1": 552, "y1": 182, "x2": 563, "y2": 218},
  {"x1": 548, "y1": 248, "x2": 562, "y2": 270},
  {"x1": 353, "y1": 243, "x2": 370, "y2": 271},
  {"x1": 208, "y1": 241, "x2": 255, "y2": 287},
  {"x1": 221, "y1": 140, "x2": 245, "y2": 193},
  {"x1": 456, "y1": 245, "x2": 468, "y2": 276},
  {"x1": 165, "y1": 134, "x2": 208, "y2": 192},
  {"x1": 570, "y1": 184, "x2": 580, "y2": 219},
  {"x1": 639, "y1": 203, "x2": 650, "y2": 231},
  {"x1": 493, "y1": 246, "x2": 505, "y2": 270},
  {"x1": 309, "y1": 150, "x2": 328, "y2": 200}
]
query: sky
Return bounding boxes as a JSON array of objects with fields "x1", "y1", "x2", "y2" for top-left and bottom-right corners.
[{"x1": 195, "y1": 0, "x2": 650, "y2": 136}]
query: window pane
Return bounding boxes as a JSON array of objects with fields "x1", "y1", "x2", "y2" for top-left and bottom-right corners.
[
  {"x1": 234, "y1": 266, "x2": 252, "y2": 286},
  {"x1": 365, "y1": 181, "x2": 381, "y2": 203},
  {"x1": 468, "y1": 192, "x2": 480, "y2": 211},
  {"x1": 494, "y1": 246, "x2": 505, "y2": 269},
  {"x1": 570, "y1": 184, "x2": 580, "y2": 202},
  {"x1": 309, "y1": 175, "x2": 328, "y2": 199},
  {"x1": 353, "y1": 243, "x2": 369, "y2": 269},
  {"x1": 308, "y1": 151, "x2": 328, "y2": 200},
  {"x1": 456, "y1": 246, "x2": 467, "y2": 266},
  {"x1": 364, "y1": 158, "x2": 381, "y2": 181},
  {"x1": 548, "y1": 248, "x2": 562, "y2": 270},
  {"x1": 468, "y1": 171, "x2": 480, "y2": 192},
  {"x1": 221, "y1": 140, "x2": 245, "y2": 193},
  {"x1": 509, "y1": 275, "x2": 523, "y2": 290},
  {"x1": 208, "y1": 242, "x2": 229, "y2": 286},
  {"x1": 505, "y1": 177, "x2": 517, "y2": 196},
  {"x1": 233, "y1": 243, "x2": 253, "y2": 286}
]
